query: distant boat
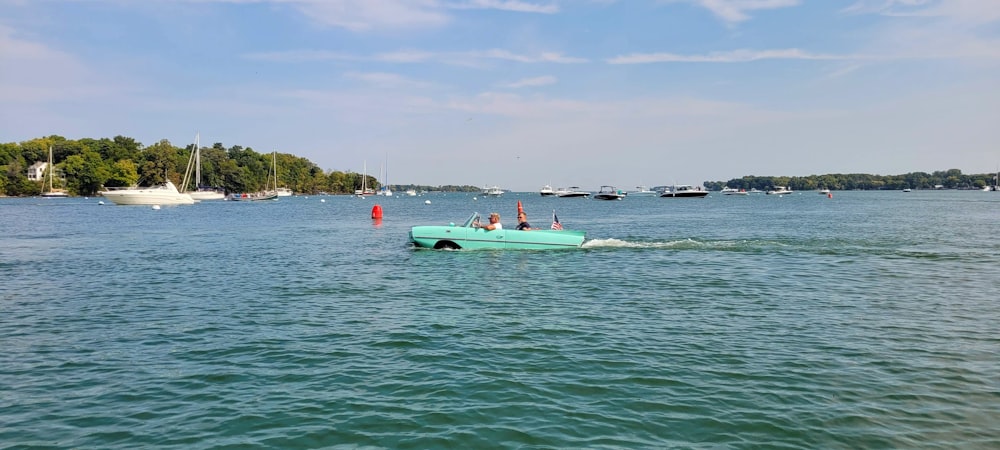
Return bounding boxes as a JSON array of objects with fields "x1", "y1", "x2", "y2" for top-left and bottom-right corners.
[
  {"x1": 377, "y1": 155, "x2": 392, "y2": 196},
  {"x1": 593, "y1": 185, "x2": 626, "y2": 200},
  {"x1": 818, "y1": 189, "x2": 831, "y2": 195},
  {"x1": 720, "y1": 187, "x2": 748, "y2": 196},
  {"x1": 482, "y1": 186, "x2": 504, "y2": 197},
  {"x1": 101, "y1": 180, "x2": 195, "y2": 205},
  {"x1": 405, "y1": 189, "x2": 417, "y2": 196},
  {"x1": 230, "y1": 151, "x2": 279, "y2": 202},
  {"x1": 629, "y1": 186, "x2": 657, "y2": 197},
  {"x1": 903, "y1": 188, "x2": 912, "y2": 192},
  {"x1": 766, "y1": 186, "x2": 793, "y2": 195},
  {"x1": 181, "y1": 134, "x2": 226, "y2": 201},
  {"x1": 355, "y1": 161, "x2": 375, "y2": 197},
  {"x1": 276, "y1": 187, "x2": 293, "y2": 197},
  {"x1": 660, "y1": 185, "x2": 709, "y2": 198},
  {"x1": 555, "y1": 187, "x2": 590, "y2": 198},
  {"x1": 41, "y1": 146, "x2": 69, "y2": 198},
  {"x1": 540, "y1": 185, "x2": 556, "y2": 196}
]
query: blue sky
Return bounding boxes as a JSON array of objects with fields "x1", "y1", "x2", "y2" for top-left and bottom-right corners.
[{"x1": 2, "y1": 0, "x2": 998, "y2": 191}]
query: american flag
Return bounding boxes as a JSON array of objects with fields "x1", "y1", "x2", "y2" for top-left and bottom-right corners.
[{"x1": 551, "y1": 210, "x2": 563, "y2": 230}]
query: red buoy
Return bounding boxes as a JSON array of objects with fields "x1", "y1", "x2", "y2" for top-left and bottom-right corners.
[
  {"x1": 371, "y1": 204, "x2": 383, "y2": 219},
  {"x1": 827, "y1": 193, "x2": 833, "y2": 199}
]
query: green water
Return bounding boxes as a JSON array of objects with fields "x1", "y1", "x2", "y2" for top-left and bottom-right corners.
[{"x1": 1, "y1": 191, "x2": 998, "y2": 448}]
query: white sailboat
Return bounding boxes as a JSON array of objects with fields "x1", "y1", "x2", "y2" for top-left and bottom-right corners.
[
  {"x1": 355, "y1": 161, "x2": 375, "y2": 197},
  {"x1": 377, "y1": 155, "x2": 392, "y2": 196},
  {"x1": 181, "y1": 133, "x2": 226, "y2": 201},
  {"x1": 41, "y1": 146, "x2": 69, "y2": 198}
]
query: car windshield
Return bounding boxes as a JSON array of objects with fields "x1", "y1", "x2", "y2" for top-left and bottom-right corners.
[{"x1": 462, "y1": 212, "x2": 480, "y2": 228}]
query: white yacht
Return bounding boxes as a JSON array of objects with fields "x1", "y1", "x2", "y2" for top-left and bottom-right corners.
[
  {"x1": 660, "y1": 185, "x2": 709, "y2": 198},
  {"x1": 555, "y1": 187, "x2": 590, "y2": 198},
  {"x1": 629, "y1": 186, "x2": 657, "y2": 197},
  {"x1": 101, "y1": 181, "x2": 196, "y2": 205},
  {"x1": 539, "y1": 185, "x2": 556, "y2": 196},
  {"x1": 720, "y1": 187, "x2": 748, "y2": 196},
  {"x1": 766, "y1": 186, "x2": 793, "y2": 195},
  {"x1": 482, "y1": 186, "x2": 504, "y2": 197}
]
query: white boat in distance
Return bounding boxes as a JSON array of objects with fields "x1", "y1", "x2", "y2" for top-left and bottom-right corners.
[
  {"x1": 482, "y1": 186, "x2": 504, "y2": 197},
  {"x1": 276, "y1": 187, "x2": 293, "y2": 197},
  {"x1": 556, "y1": 187, "x2": 590, "y2": 198},
  {"x1": 660, "y1": 185, "x2": 709, "y2": 198},
  {"x1": 629, "y1": 186, "x2": 657, "y2": 197},
  {"x1": 721, "y1": 187, "x2": 748, "y2": 196},
  {"x1": 540, "y1": 185, "x2": 556, "y2": 196},
  {"x1": 766, "y1": 186, "x2": 794, "y2": 195},
  {"x1": 181, "y1": 134, "x2": 226, "y2": 201},
  {"x1": 101, "y1": 180, "x2": 195, "y2": 205}
]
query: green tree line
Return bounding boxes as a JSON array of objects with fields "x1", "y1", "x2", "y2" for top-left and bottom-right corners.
[
  {"x1": 0, "y1": 135, "x2": 404, "y2": 197},
  {"x1": 704, "y1": 169, "x2": 999, "y2": 192}
]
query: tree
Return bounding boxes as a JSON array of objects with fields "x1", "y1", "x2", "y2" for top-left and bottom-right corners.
[
  {"x1": 106, "y1": 160, "x2": 140, "y2": 187},
  {"x1": 63, "y1": 150, "x2": 111, "y2": 195}
]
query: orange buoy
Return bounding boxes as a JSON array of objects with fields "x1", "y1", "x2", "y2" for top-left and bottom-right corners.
[
  {"x1": 371, "y1": 204, "x2": 383, "y2": 219},
  {"x1": 827, "y1": 193, "x2": 833, "y2": 199},
  {"x1": 517, "y1": 200, "x2": 524, "y2": 215}
]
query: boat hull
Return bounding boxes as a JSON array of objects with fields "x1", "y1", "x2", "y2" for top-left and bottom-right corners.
[
  {"x1": 660, "y1": 192, "x2": 708, "y2": 198},
  {"x1": 409, "y1": 226, "x2": 585, "y2": 250},
  {"x1": 189, "y1": 190, "x2": 226, "y2": 201}
]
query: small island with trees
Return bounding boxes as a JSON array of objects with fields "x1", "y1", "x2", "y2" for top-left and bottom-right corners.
[{"x1": 1, "y1": 135, "x2": 997, "y2": 196}]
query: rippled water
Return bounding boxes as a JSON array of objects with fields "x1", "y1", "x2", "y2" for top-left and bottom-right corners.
[{"x1": 2, "y1": 191, "x2": 998, "y2": 449}]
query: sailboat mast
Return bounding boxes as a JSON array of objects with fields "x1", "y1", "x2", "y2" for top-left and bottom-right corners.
[
  {"x1": 195, "y1": 133, "x2": 201, "y2": 188},
  {"x1": 48, "y1": 146, "x2": 54, "y2": 192}
]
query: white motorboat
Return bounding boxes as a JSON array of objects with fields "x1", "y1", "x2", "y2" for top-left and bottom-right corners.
[
  {"x1": 101, "y1": 181, "x2": 196, "y2": 205},
  {"x1": 540, "y1": 185, "x2": 556, "y2": 196},
  {"x1": 818, "y1": 189, "x2": 831, "y2": 195},
  {"x1": 555, "y1": 187, "x2": 590, "y2": 198},
  {"x1": 482, "y1": 186, "x2": 504, "y2": 197},
  {"x1": 629, "y1": 186, "x2": 657, "y2": 197},
  {"x1": 276, "y1": 187, "x2": 294, "y2": 197},
  {"x1": 721, "y1": 187, "x2": 748, "y2": 196},
  {"x1": 593, "y1": 185, "x2": 626, "y2": 200},
  {"x1": 660, "y1": 185, "x2": 709, "y2": 198},
  {"x1": 766, "y1": 186, "x2": 793, "y2": 195}
]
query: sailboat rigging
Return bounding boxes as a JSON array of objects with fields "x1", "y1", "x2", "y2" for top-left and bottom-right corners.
[{"x1": 41, "y1": 146, "x2": 69, "y2": 198}]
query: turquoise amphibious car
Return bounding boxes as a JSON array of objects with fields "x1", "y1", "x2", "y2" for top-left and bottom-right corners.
[{"x1": 409, "y1": 212, "x2": 586, "y2": 250}]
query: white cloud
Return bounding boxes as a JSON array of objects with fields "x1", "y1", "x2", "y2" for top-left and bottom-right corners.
[
  {"x1": 343, "y1": 71, "x2": 433, "y2": 88},
  {"x1": 665, "y1": 0, "x2": 801, "y2": 23},
  {"x1": 448, "y1": 0, "x2": 559, "y2": 13},
  {"x1": 608, "y1": 48, "x2": 848, "y2": 64},
  {"x1": 500, "y1": 75, "x2": 557, "y2": 88}
]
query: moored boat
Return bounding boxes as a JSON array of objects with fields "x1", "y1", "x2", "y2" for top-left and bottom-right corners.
[
  {"x1": 660, "y1": 185, "x2": 709, "y2": 198},
  {"x1": 555, "y1": 187, "x2": 590, "y2": 198},
  {"x1": 101, "y1": 181, "x2": 196, "y2": 205},
  {"x1": 593, "y1": 185, "x2": 626, "y2": 200},
  {"x1": 766, "y1": 186, "x2": 793, "y2": 195},
  {"x1": 540, "y1": 185, "x2": 555, "y2": 196},
  {"x1": 721, "y1": 187, "x2": 748, "y2": 196},
  {"x1": 482, "y1": 186, "x2": 504, "y2": 197},
  {"x1": 629, "y1": 186, "x2": 657, "y2": 197}
]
